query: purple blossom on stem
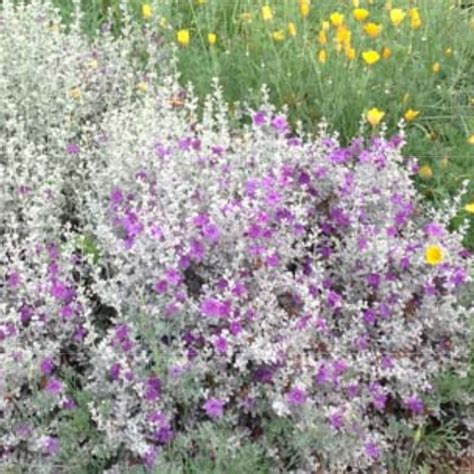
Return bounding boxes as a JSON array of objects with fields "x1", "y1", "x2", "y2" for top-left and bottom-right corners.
[
  {"x1": 287, "y1": 387, "x2": 307, "y2": 406},
  {"x1": 203, "y1": 398, "x2": 224, "y2": 419}
]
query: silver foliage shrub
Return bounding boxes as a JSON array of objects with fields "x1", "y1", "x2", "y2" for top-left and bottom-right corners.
[{"x1": 0, "y1": 1, "x2": 472, "y2": 472}]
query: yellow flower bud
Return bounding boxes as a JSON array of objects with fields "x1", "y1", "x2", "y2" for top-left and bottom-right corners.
[
  {"x1": 404, "y1": 109, "x2": 420, "y2": 122},
  {"x1": 318, "y1": 49, "x2": 328, "y2": 64},
  {"x1": 288, "y1": 22, "x2": 297, "y2": 37},
  {"x1": 208, "y1": 33, "x2": 217, "y2": 45},
  {"x1": 142, "y1": 4, "x2": 153, "y2": 20},
  {"x1": 261, "y1": 5, "x2": 273, "y2": 21},
  {"x1": 419, "y1": 165, "x2": 433, "y2": 180},
  {"x1": 432, "y1": 62, "x2": 441, "y2": 73}
]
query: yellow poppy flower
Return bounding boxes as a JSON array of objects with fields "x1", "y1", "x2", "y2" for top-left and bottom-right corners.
[
  {"x1": 409, "y1": 8, "x2": 422, "y2": 29},
  {"x1": 177, "y1": 29, "x2": 190, "y2": 47},
  {"x1": 318, "y1": 30, "x2": 328, "y2": 45},
  {"x1": 382, "y1": 47, "x2": 392, "y2": 59},
  {"x1": 353, "y1": 8, "x2": 370, "y2": 22},
  {"x1": 299, "y1": 0, "x2": 311, "y2": 17},
  {"x1": 464, "y1": 202, "x2": 474, "y2": 213},
  {"x1": 425, "y1": 244, "x2": 444, "y2": 266},
  {"x1": 418, "y1": 165, "x2": 433, "y2": 179},
  {"x1": 345, "y1": 46, "x2": 356, "y2": 60},
  {"x1": 404, "y1": 109, "x2": 420, "y2": 121},
  {"x1": 390, "y1": 8, "x2": 406, "y2": 27},
  {"x1": 362, "y1": 50, "x2": 380, "y2": 65},
  {"x1": 364, "y1": 22, "x2": 383, "y2": 38},
  {"x1": 367, "y1": 108, "x2": 385, "y2": 126},
  {"x1": 142, "y1": 4, "x2": 153, "y2": 20},
  {"x1": 208, "y1": 33, "x2": 217, "y2": 45},
  {"x1": 272, "y1": 30, "x2": 285, "y2": 41},
  {"x1": 288, "y1": 22, "x2": 297, "y2": 37},
  {"x1": 336, "y1": 25, "x2": 352, "y2": 46},
  {"x1": 318, "y1": 49, "x2": 328, "y2": 64},
  {"x1": 262, "y1": 5, "x2": 273, "y2": 21},
  {"x1": 330, "y1": 12, "x2": 345, "y2": 27}
]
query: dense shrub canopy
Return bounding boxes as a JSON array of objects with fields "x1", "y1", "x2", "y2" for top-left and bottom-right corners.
[{"x1": 0, "y1": 1, "x2": 471, "y2": 472}]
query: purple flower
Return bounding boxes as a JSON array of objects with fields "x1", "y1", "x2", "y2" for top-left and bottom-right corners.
[
  {"x1": 203, "y1": 398, "x2": 224, "y2": 419},
  {"x1": 367, "y1": 273, "x2": 381, "y2": 289},
  {"x1": 287, "y1": 387, "x2": 307, "y2": 406},
  {"x1": 406, "y1": 394, "x2": 424, "y2": 416},
  {"x1": 214, "y1": 336, "x2": 228, "y2": 355},
  {"x1": 329, "y1": 411, "x2": 345, "y2": 430},
  {"x1": 46, "y1": 377, "x2": 63, "y2": 395},
  {"x1": 424, "y1": 222, "x2": 445, "y2": 238},
  {"x1": 364, "y1": 441, "x2": 381, "y2": 460},
  {"x1": 40, "y1": 358, "x2": 55, "y2": 376},
  {"x1": 110, "y1": 362, "x2": 122, "y2": 381},
  {"x1": 7, "y1": 271, "x2": 21, "y2": 289},
  {"x1": 44, "y1": 436, "x2": 60, "y2": 456},
  {"x1": 66, "y1": 143, "x2": 80, "y2": 155},
  {"x1": 154, "y1": 280, "x2": 168, "y2": 294},
  {"x1": 363, "y1": 308, "x2": 377, "y2": 326},
  {"x1": 145, "y1": 376, "x2": 162, "y2": 401},
  {"x1": 253, "y1": 110, "x2": 267, "y2": 126},
  {"x1": 271, "y1": 115, "x2": 289, "y2": 133},
  {"x1": 203, "y1": 223, "x2": 221, "y2": 243}
]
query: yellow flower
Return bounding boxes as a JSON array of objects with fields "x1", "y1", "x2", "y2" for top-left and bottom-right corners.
[
  {"x1": 425, "y1": 244, "x2": 444, "y2": 266},
  {"x1": 137, "y1": 81, "x2": 148, "y2": 93},
  {"x1": 364, "y1": 22, "x2": 383, "y2": 38},
  {"x1": 288, "y1": 22, "x2": 297, "y2": 37},
  {"x1": 240, "y1": 12, "x2": 252, "y2": 23},
  {"x1": 409, "y1": 8, "x2": 422, "y2": 29},
  {"x1": 464, "y1": 202, "x2": 474, "y2": 213},
  {"x1": 318, "y1": 49, "x2": 328, "y2": 64},
  {"x1": 299, "y1": 0, "x2": 311, "y2": 17},
  {"x1": 208, "y1": 33, "x2": 217, "y2": 45},
  {"x1": 468, "y1": 134, "x2": 474, "y2": 145},
  {"x1": 330, "y1": 12, "x2": 345, "y2": 27},
  {"x1": 418, "y1": 165, "x2": 433, "y2": 179},
  {"x1": 261, "y1": 5, "x2": 273, "y2": 21},
  {"x1": 362, "y1": 50, "x2": 380, "y2": 65},
  {"x1": 404, "y1": 109, "x2": 420, "y2": 121},
  {"x1": 336, "y1": 25, "x2": 352, "y2": 46},
  {"x1": 390, "y1": 8, "x2": 406, "y2": 27},
  {"x1": 345, "y1": 46, "x2": 356, "y2": 60},
  {"x1": 367, "y1": 108, "x2": 385, "y2": 126},
  {"x1": 353, "y1": 8, "x2": 370, "y2": 22},
  {"x1": 322, "y1": 21, "x2": 331, "y2": 32},
  {"x1": 432, "y1": 62, "x2": 441, "y2": 73},
  {"x1": 142, "y1": 4, "x2": 153, "y2": 20},
  {"x1": 272, "y1": 30, "x2": 285, "y2": 41},
  {"x1": 177, "y1": 29, "x2": 190, "y2": 47},
  {"x1": 445, "y1": 48, "x2": 453, "y2": 57},
  {"x1": 382, "y1": 47, "x2": 392, "y2": 59},
  {"x1": 318, "y1": 30, "x2": 328, "y2": 45},
  {"x1": 69, "y1": 87, "x2": 81, "y2": 100}
]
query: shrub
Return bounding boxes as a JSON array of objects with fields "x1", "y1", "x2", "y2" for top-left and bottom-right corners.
[{"x1": 0, "y1": 1, "x2": 471, "y2": 472}]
